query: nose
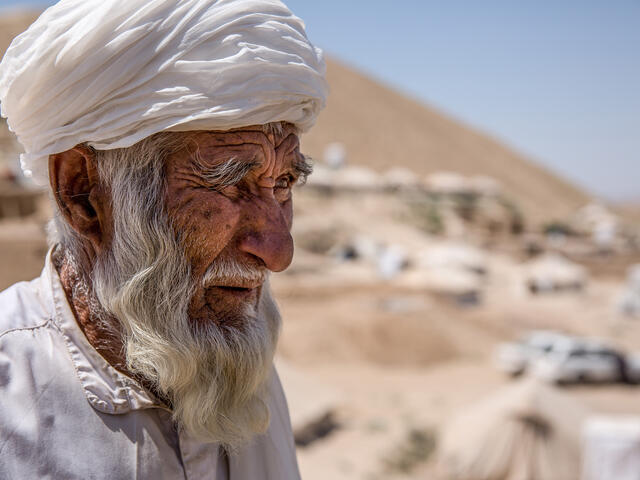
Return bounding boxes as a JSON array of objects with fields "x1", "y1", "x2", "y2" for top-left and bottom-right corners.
[{"x1": 237, "y1": 199, "x2": 294, "y2": 272}]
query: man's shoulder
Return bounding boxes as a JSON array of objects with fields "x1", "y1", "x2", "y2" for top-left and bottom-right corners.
[
  {"x1": 0, "y1": 275, "x2": 59, "y2": 381},
  {"x1": 0, "y1": 273, "x2": 78, "y2": 420},
  {"x1": 0, "y1": 274, "x2": 52, "y2": 338}
]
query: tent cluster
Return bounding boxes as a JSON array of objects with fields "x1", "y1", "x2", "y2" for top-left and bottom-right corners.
[
  {"x1": 308, "y1": 162, "x2": 502, "y2": 198},
  {"x1": 306, "y1": 159, "x2": 522, "y2": 238}
]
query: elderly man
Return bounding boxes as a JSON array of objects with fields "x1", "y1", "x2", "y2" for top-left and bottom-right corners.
[{"x1": 0, "y1": 0, "x2": 326, "y2": 478}]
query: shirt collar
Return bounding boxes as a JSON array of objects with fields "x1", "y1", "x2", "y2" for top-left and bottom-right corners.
[{"x1": 44, "y1": 248, "x2": 160, "y2": 414}]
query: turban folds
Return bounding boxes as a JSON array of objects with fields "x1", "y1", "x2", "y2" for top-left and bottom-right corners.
[{"x1": 0, "y1": 0, "x2": 328, "y2": 184}]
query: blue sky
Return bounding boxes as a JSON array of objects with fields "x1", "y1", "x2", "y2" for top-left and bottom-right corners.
[{"x1": 2, "y1": 0, "x2": 639, "y2": 201}]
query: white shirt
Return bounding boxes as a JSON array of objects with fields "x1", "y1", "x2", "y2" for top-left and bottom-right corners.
[{"x1": 0, "y1": 252, "x2": 301, "y2": 480}]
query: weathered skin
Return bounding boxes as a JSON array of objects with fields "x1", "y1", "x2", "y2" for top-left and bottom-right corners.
[
  {"x1": 166, "y1": 125, "x2": 300, "y2": 327},
  {"x1": 48, "y1": 124, "x2": 303, "y2": 375}
]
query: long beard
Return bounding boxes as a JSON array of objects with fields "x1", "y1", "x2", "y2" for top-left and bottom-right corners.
[{"x1": 91, "y1": 205, "x2": 281, "y2": 449}]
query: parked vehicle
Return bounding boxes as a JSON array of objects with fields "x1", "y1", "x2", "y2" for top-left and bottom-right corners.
[
  {"x1": 494, "y1": 330, "x2": 575, "y2": 376},
  {"x1": 530, "y1": 340, "x2": 626, "y2": 384},
  {"x1": 495, "y1": 330, "x2": 628, "y2": 384}
]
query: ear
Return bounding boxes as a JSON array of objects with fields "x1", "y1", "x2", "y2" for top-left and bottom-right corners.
[{"x1": 49, "y1": 146, "x2": 110, "y2": 253}]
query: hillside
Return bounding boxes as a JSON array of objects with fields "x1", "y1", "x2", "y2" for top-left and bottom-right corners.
[
  {"x1": 302, "y1": 58, "x2": 590, "y2": 225},
  {"x1": 0, "y1": 10, "x2": 40, "y2": 151},
  {"x1": 0, "y1": 10, "x2": 591, "y2": 225},
  {"x1": 0, "y1": 9, "x2": 38, "y2": 51}
]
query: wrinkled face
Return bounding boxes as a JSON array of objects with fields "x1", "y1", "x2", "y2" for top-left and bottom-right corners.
[{"x1": 164, "y1": 124, "x2": 305, "y2": 327}]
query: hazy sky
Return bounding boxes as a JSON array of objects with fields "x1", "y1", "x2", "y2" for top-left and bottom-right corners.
[{"x1": 2, "y1": 0, "x2": 639, "y2": 201}]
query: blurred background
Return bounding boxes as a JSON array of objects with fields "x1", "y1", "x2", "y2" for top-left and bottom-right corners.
[{"x1": 1, "y1": 1, "x2": 639, "y2": 479}]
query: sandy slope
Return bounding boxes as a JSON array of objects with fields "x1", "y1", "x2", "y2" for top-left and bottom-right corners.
[{"x1": 301, "y1": 58, "x2": 590, "y2": 225}]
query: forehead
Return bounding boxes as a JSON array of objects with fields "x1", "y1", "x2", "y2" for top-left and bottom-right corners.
[{"x1": 183, "y1": 124, "x2": 299, "y2": 154}]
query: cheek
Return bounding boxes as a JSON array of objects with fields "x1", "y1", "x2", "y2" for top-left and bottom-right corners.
[
  {"x1": 282, "y1": 198, "x2": 293, "y2": 229},
  {"x1": 167, "y1": 191, "x2": 241, "y2": 274}
]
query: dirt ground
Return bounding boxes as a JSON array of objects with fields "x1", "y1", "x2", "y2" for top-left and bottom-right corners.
[
  {"x1": 1, "y1": 196, "x2": 640, "y2": 480},
  {"x1": 271, "y1": 271, "x2": 640, "y2": 480}
]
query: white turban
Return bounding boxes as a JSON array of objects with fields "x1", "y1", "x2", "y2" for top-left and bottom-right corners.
[{"x1": 0, "y1": 0, "x2": 327, "y2": 185}]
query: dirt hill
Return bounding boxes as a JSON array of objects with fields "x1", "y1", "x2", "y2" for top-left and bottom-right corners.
[
  {"x1": 0, "y1": 9, "x2": 38, "y2": 52},
  {"x1": 0, "y1": 10, "x2": 40, "y2": 150},
  {"x1": 0, "y1": 10, "x2": 591, "y2": 225},
  {"x1": 302, "y1": 58, "x2": 590, "y2": 225}
]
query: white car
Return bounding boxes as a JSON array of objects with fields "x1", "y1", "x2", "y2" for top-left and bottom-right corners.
[
  {"x1": 494, "y1": 330, "x2": 575, "y2": 376},
  {"x1": 530, "y1": 340, "x2": 625, "y2": 384}
]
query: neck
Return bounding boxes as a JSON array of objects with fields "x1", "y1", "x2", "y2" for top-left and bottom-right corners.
[
  {"x1": 54, "y1": 246, "x2": 162, "y2": 386},
  {"x1": 54, "y1": 249, "x2": 129, "y2": 373},
  {"x1": 54, "y1": 249, "x2": 166, "y2": 401}
]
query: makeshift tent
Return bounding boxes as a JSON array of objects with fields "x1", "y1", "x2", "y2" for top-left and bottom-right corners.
[
  {"x1": 424, "y1": 171, "x2": 471, "y2": 195},
  {"x1": 333, "y1": 165, "x2": 382, "y2": 191},
  {"x1": 616, "y1": 264, "x2": 640, "y2": 318},
  {"x1": 416, "y1": 242, "x2": 487, "y2": 275},
  {"x1": 438, "y1": 379, "x2": 588, "y2": 480},
  {"x1": 524, "y1": 253, "x2": 587, "y2": 293},
  {"x1": 582, "y1": 416, "x2": 640, "y2": 480},
  {"x1": 383, "y1": 166, "x2": 420, "y2": 190}
]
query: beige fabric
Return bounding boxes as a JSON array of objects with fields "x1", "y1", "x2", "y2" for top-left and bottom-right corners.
[
  {"x1": 0, "y1": 250, "x2": 301, "y2": 479},
  {"x1": 438, "y1": 379, "x2": 587, "y2": 480}
]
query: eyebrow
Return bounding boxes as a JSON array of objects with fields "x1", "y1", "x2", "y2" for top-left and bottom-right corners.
[
  {"x1": 198, "y1": 157, "x2": 259, "y2": 191},
  {"x1": 293, "y1": 154, "x2": 313, "y2": 184},
  {"x1": 196, "y1": 153, "x2": 314, "y2": 190}
]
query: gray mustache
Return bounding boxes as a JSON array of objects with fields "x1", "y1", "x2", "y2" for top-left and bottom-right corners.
[{"x1": 201, "y1": 257, "x2": 268, "y2": 289}]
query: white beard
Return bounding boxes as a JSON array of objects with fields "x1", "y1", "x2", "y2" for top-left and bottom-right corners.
[
  {"x1": 90, "y1": 205, "x2": 281, "y2": 449},
  {"x1": 47, "y1": 135, "x2": 283, "y2": 449}
]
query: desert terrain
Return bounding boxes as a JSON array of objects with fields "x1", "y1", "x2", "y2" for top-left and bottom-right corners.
[{"x1": 1, "y1": 9, "x2": 640, "y2": 480}]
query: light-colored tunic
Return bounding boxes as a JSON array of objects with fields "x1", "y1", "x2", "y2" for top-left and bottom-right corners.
[{"x1": 0, "y1": 253, "x2": 301, "y2": 480}]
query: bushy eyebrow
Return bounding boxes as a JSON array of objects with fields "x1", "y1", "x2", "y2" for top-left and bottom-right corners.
[
  {"x1": 197, "y1": 157, "x2": 260, "y2": 191},
  {"x1": 194, "y1": 152, "x2": 314, "y2": 190},
  {"x1": 292, "y1": 154, "x2": 313, "y2": 185}
]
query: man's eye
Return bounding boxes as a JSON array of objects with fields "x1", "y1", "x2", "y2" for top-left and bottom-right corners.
[{"x1": 275, "y1": 176, "x2": 293, "y2": 189}]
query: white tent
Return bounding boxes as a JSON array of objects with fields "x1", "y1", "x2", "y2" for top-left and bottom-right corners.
[
  {"x1": 382, "y1": 166, "x2": 420, "y2": 190},
  {"x1": 524, "y1": 253, "x2": 587, "y2": 293},
  {"x1": 582, "y1": 416, "x2": 640, "y2": 480},
  {"x1": 424, "y1": 171, "x2": 471, "y2": 195},
  {"x1": 333, "y1": 165, "x2": 382, "y2": 191},
  {"x1": 438, "y1": 379, "x2": 588, "y2": 480},
  {"x1": 416, "y1": 242, "x2": 487, "y2": 275},
  {"x1": 616, "y1": 264, "x2": 640, "y2": 318}
]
